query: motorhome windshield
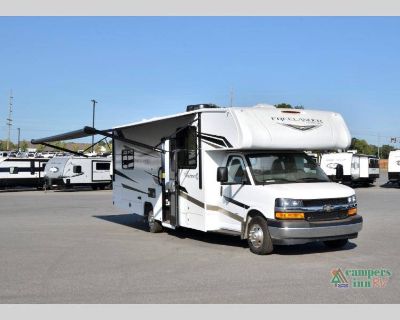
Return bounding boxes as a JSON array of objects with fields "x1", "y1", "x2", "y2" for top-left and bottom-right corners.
[{"x1": 246, "y1": 152, "x2": 329, "y2": 185}]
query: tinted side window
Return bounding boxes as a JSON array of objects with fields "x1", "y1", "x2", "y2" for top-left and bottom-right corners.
[
  {"x1": 176, "y1": 126, "x2": 197, "y2": 169},
  {"x1": 226, "y1": 156, "x2": 248, "y2": 184},
  {"x1": 9, "y1": 167, "x2": 19, "y2": 174},
  {"x1": 122, "y1": 149, "x2": 134, "y2": 170},
  {"x1": 96, "y1": 162, "x2": 110, "y2": 170},
  {"x1": 73, "y1": 165, "x2": 82, "y2": 174}
]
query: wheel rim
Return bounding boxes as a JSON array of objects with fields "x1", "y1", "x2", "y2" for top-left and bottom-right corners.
[
  {"x1": 148, "y1": 211, "x2": 155, "y2": 228},
  {"x1": 249, "y1": 224, "x2": 264, "y2": 248}
]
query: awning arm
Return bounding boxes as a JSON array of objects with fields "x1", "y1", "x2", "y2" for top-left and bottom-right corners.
[
  {"x1": 32, "y1": 126, "x2": 165, "y2": 154},
  {"x1": 39, "y1": 142, "x2": 88, "y2": 157}
]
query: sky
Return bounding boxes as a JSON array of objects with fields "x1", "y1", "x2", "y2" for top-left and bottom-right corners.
[{"x1": 0, "y1": 17, "x2": 399, "y2": 146}]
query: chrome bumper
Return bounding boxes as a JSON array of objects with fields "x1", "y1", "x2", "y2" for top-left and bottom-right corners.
[{"x1": 268, "y1": 215, "x2": 363, "y2": 245}]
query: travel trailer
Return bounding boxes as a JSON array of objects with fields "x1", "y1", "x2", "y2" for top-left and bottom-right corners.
[
  {"x1": 43, "y1": 156, "x2": 112, "y2": 190},
  {"x1": 32, "y1": 104, "x2": 362, "y2": 255},
  {"x1": 388, "y1": 150, "x2": 400, "y2": 184},
  {"x1": 0, "y1": 157, "x2": 48, "y2": 189},
  {"x1": 320, "y1": 152, "x2": 379, "y2": 186}
]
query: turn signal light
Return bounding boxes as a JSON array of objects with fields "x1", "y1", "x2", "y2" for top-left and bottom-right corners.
[
  {"x1": 275, "y1": 212, "x2": 305, "y2": 220},
  {"x1": 348, "y1": 208, "x2": 357, "y2": 216}
]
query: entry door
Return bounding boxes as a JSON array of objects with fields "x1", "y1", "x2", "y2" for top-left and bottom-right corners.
[
  {"x1": 351, "y1": 156, "x2": 360, "y2": 180},
  {"x1": 220, "y1": 156, "x2": 249, "y2": 229},
  {"x1": 359, "y1": 157, "x2": 369, "y2": 178},
  {"x1": 164, "y1": 139, "x2": 179, "y2": 226}
]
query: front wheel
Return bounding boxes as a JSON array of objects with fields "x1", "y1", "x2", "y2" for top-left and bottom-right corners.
[
  {"x1": 323, "y1": 239, "x2": 348, "y2": 249},
  {"x1": 247, "y1": 216, "x2": 274, "y2": 255},
  {"x1": 147, "y1": 209, "x2": 163, "y2": 233}
]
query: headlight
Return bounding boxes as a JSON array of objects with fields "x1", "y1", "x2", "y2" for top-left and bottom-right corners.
[
  {"x1": 275, "y1": 198, "x2": 303, "y2": 208},
  {"x1": 347, "y1": 195, "x2": 357, "y2": 205}
]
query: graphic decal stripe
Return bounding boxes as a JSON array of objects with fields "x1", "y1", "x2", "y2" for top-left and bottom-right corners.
[
  {"x1": 223, "y1": 196, "x2": 250, "y2": 209},
  {"x1": 179, "y1": 191, "x2": 205, "y2": 208},
  {"x1": 178, "y1": 190, "x2": 243, "y2": 222},
  {"x1": 201, "y1": 140, "x2": 222, "y2": 149},
  {"x1": 200, "y1": 133, "x2": 233, "y2": 148},
  {"x1": 206, "y1": 205, "x2": 244, "y2": 222},
  {"x1": 121, "y1": 183, "x2": 148, "y2": 195},
  {"x1": 114, "y1": 169, "x2": 138, "y2": 183}
]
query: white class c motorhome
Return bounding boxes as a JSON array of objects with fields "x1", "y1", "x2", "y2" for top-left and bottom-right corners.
[
  {"x1": 32, "y1": 104, "x2": 362, "y2": 255},
  {"x1": 44, "y1": 156, "x2": 112, "y2": 190},
  {"x1": 320, "y1": 152, "x2": 379, "y2": 186},
  {"x1": 388, "y1": 150, "x2": 400, "y2": 185}
]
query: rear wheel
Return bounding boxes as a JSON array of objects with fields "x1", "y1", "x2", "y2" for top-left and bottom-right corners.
[
  {"x1": 247, "y1": 216, "x2": 274, "y2": 255},
  {"x1": 323, "y1": 239, "x2": 348, "y2": 249},
  {"x1": 147, "y1": 209, "x2": 163, "y2": 233}
]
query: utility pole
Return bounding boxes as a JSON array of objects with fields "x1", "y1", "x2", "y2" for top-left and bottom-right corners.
[
  {"x1": 17, "y1": 128, "x2": 20, "y2": 151},
  {"x1": 377, "y1": 132, "x2": 381, "y2": 158},
  {"x1": 91, "y1": 99, "x2": 98, "y2": 153},
  {"x1": 230, "y1": 88, "x2": 234, "y2": 108},
  {"x1": 6, "y1": 90, "x2": 13, "y2": 151}
]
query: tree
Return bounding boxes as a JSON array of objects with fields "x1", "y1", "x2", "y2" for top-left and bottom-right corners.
[
  {"x1": 275, "y1": 103, "x2": 305, "y2": 109},
  {"x1": 20, "y1": 140, "x2": 29, "y2": 151},
  {"x1": 380, "y1": 144, "x2": 395, "y2": 159},
  {"x1": 36, "y1": 144, "x2": 45, "y2": 152},
  {"x1": 275, "y1": 103, "x2": 293, "y2": 109},
  {"x1": 350, "y1": 138, "x2": 378, "y2": 156}
]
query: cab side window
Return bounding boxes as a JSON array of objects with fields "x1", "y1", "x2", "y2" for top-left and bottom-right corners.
[{"x1": 226, "y1": 156, "x2": 249, "y2": 184}]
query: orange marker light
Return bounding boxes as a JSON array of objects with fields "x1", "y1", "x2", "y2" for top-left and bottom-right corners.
[
  {"x1": 348, "y1": 208, "x2": 357, "y2": 216},
  {"x1": 275, "y1": 212, "x2": 305, "y2": 220}
]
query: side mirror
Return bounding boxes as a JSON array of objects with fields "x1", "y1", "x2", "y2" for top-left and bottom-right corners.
[
  {"x1": 335, "y1": 163, "x2": 344, "y2": 181},
  {"x1": 217, "y1": 167, "x2": 228, "y2": 183}
]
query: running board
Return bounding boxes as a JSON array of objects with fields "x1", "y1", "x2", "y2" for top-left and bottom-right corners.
[{"x1": 161, "y1": 222, "x2": 176, "y2": 229}]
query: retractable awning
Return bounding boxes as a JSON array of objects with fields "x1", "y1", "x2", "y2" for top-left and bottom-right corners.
[
  {"x1": 31, "y1": 126, "x2": 165, "y2": 154},
  {"x1": 31, "y1": 126, "x2": 100, "y2": 144}
]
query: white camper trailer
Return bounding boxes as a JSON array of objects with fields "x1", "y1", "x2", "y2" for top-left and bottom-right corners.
[
  {"x1": 32, "y1": 104, "x2": 362, "y2": 255},
  {"x1": 44, "y1": 156, "x2": 112, "y2": 190},
  {"x1": 320, "y1": 152, "x2": 379, "y2": 186},
  {"x1": 388, "y1": 150, "x2": 400, "y2": 184},
  {"x1": 0, "y1": 157, "x2": 48, "y2": 189}
]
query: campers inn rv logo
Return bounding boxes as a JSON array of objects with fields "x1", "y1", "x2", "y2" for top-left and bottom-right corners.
[
  {"x1": 271, "y1": 116, "x2": 323, "y2": 131},
  {"x1": 331, "y1": 268, "x2": 392, "y2": 289}
]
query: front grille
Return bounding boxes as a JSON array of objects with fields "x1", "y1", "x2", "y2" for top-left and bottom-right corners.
[
  {"x1": 305, "y1": 210, "x2": 348, "y2": 222},
  {"x1": 303, "y1": 197, "x2": 348, "y2": 207}
]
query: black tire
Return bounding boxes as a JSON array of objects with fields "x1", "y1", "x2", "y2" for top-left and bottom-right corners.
[
  {"x1": 323, "y1": 239, "x2": 349, "y2": 249},
  {"x1": 147, "y1": 209, "x2": 163, "y2": 233},
  {"x1": 91, "y1": 185, "x2": 98, "y2": 191},
  {"x1": 247, "y1": 216, "x2": 274, "y2": 255}
]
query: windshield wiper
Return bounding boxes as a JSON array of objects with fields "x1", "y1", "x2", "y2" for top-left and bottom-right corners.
[
  {"x1": 261, "y1": 178, "x2": 296, "y2": 184},
  {"x1": 297, "y1": 177, "x2": 329, "y2": 183}
]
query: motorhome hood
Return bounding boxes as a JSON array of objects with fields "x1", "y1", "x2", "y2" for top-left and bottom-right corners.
[{"x1": 261, "y1": 182, "x2": 354, "y2": 200}]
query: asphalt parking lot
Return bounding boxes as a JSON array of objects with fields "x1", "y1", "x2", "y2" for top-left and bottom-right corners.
[{"x1": 0, "y1": 175, "x2": 399, "y2": 303}]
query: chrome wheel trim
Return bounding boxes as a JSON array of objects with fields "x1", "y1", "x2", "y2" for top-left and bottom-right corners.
[
  {"x1": 249, "y1": 224, "x2": 264, "y2": 249},
  {"x1": 148, "y1": 211, "x2": 155, "y2": 228}
]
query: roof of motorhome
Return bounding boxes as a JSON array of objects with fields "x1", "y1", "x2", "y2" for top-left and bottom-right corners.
[
  {"x1": 114, "y1": 104, "x2": 352, "y2": 150},
  {"x1": 113, "y1": 104, "x2": 331, "y2": 129},
  {"x1": 113, "y1": 105, "x2": 233, "y2": 129}
]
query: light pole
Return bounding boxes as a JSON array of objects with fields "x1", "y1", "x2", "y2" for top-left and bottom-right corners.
[
  {"x1": 17, "y1": 128, "x2": 20, "y2": 151},
  {"x1": 91, "y1": 99, "x2": 98, "y2": 153}
]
